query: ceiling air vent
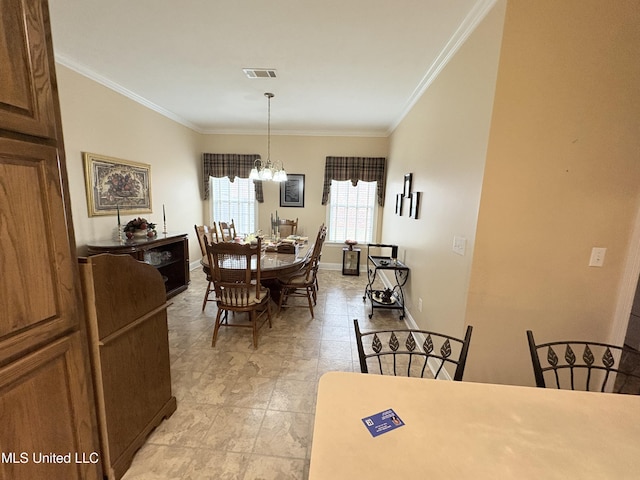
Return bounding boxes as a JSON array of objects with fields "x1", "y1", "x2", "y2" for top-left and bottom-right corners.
[{"x1": 243, "y1": 68, "x2": 277, "y2": 79}]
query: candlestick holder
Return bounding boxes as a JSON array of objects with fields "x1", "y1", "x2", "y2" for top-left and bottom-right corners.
[{"x1": 163, "y1": 221, "x2": 167, "y2": 234}]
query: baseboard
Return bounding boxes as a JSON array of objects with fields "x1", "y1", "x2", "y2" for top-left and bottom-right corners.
[
  {"x1": 318, "y1": 262, "x2": 341, "y2": 271},
  {"x1": 376, "y1": 271, "x2": 453, "y2": 381}
]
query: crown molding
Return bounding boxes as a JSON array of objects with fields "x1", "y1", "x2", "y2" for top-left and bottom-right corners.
[
  {"x1": 55, "y1": 53, "x2": 204, "y2": 133},
  {"x1": 388, "y1": 0, "x2": 499, "y2": 135}
]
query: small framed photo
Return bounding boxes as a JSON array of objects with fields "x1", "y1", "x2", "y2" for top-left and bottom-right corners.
[
  {"x1": 83, "y1": 152, "x2": 152, "y2": 217},
  {"x1": 280, "y1": 174, "x2": 305, "y2": 207},
  {"x1": 410, "y1": 192, "x2": 421, "y2": 219},
  {"x1": 403, "y1": 173, "x2": 412, "y2": 198},
  {"x1": 395, "y1": 193, "x2": 403, "y2": 216}
]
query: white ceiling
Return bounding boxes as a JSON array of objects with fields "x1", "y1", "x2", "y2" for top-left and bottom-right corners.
[{"x1": 48, "y1": 0, "x2": 494, "y2": 136}]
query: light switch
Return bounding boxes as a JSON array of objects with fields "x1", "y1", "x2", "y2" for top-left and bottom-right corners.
[{"x1": 452, "y1": 236, "x2": 466, "y2": 256}]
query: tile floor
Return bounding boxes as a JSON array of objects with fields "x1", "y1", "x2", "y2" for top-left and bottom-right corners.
[{"x1": 122, "y1": 268, "x2": 407, "y2": 480}]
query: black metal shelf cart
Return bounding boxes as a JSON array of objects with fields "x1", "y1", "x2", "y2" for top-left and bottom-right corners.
[{"x1": 362, "y1": 244, "x2": 409, "y2": 319}]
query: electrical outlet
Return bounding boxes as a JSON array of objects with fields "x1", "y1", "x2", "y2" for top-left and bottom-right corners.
[
  {"x1": 418, "y1": 298, "x2": 423, "y2": 312},
  {"x1": 589, "y1": 247, "x2": 606, "y2": 267}
]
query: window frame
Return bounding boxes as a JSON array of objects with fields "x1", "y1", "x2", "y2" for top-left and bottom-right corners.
[
  {"x1": 208, "y1": 176, "x2": 258, "y2": 236},
  {"x1": 326, "y1": 179, "x2": 378, "y2": 244}
]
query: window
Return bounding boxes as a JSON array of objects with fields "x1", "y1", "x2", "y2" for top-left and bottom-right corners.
[
  {"x1": 209, "y1": 176, "x2": 257, "y2": 235},
  {"x1": 328, "y1": 179, "x2": 377, "y2": 243}
]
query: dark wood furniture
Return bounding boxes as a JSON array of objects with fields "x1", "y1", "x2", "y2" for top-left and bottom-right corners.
[
  {"x1": 279, "y1": 218, "x2": 298, "y2": 237},
  {"x1": 354, "y1": 320, "x2": 473, "y2": 379},
  {"x1": 79, "y1": 254, "x2": 177, "y2": 480},
  {"x1": 205, "y1": 237, "x2": 272, "y2": 348},
  {"x1": 194, "y1": 225, "x2": 219, "y2": 310},
  {"x1": 0, "y1": 1, "x2": 102, "y2": 479},
  {"x1": 363, "y1": 244, "x2": 409, "y2": 319},
  {"x1": 342, "y1": 247, "x2": 360, "y2": 276},
  {"x1": 87, "y1": 233, "x2": 189, "y2": 299},
  {"x1": 278, "y1": 225, "x2": 327, "y2": 318},
  {"x1": 200, "y1": 242, "x2": 312, "y2": 280},
  {"x1": 527, "y1": 330, "x2": 640, "y2": 394},
  {"x1": 218, "y1": 220, "x2": 237, "y2": 241}
]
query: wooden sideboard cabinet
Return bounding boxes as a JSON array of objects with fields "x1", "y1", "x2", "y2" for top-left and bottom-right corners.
[
  {"x1": 79, "y1": 254, "x2": 177, "y2": 480},
  {"x1": 87, "y1": 233, "x2": 190, "y2": 298}
]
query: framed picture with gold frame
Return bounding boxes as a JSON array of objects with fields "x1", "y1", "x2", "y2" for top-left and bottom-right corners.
[{"x1": 83, "y1": 152, "x2": 152, "y2": 217}]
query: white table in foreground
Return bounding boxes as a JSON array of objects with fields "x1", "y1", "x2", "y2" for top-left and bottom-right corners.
[{"x1": 309, "y1": 372, "x2": 640, "y2": 480}]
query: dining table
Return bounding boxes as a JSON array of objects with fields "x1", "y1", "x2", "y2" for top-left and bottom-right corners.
[
  {"x1": 309, "y1": 371, "x2": 640, "y2": 479},
  {"x1": 200, "y1": 240, "x2": 312, "y2": 280}
]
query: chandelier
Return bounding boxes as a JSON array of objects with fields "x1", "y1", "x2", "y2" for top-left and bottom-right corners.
[{"x1": 249, "y1": 92, "x2": 287, "y2": 182}]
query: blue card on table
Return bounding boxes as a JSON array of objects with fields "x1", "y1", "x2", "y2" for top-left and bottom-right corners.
[{"x1": 362, "y1": 408, "x2": 405, "y2": 437}]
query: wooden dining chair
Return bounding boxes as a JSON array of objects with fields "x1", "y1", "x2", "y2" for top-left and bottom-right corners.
[
  {"x1": 277, "y1": 224, "x2": 326, "y2": 318},
  {"x1": 218, "y1": 219, "x2": 237, "y2": 242},
  {"x1": 526, "y1": 330, "x2": 640, "y2": 394},
  {"x1": 278, "y1": 218, "x2": 298, "y2": 238},
  {"x1": 205, "y1": 236, "x2": 271, "y2": 348},
  {"x1": 194, "y1": 224, "x2": 219, "y2": 311},
  {"x1": 354, "y1": 319, "x2": 473, "y2": 379}
]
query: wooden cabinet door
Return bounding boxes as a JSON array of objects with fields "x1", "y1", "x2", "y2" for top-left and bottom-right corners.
[
  {"x1": 0, "y1": 138, "x2": 80, "y2": 361},
  {"x1": 0, "y1": 136, "x2": 101, "y2": 480},
  {"x1": 0, "y1": 0, "x2": 57, "y2": 139},
  {"x1": 0, "y1": 1, "x2": 101, "y2": 478},
  {"x1": 0, "y1": 332, "x2": 100, "y2": 480}
]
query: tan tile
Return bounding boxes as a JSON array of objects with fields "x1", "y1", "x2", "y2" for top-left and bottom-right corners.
[
  {"x1": 146, "y1": 400, "x2": 219, "y2": 447},
  {"x1": 121, "y1": 444, "x2": 194, "y2": 480},
  {"x1": 280, "y1": 356, "x2": 318, "y2": 381},
  {"x1": 253, "y1": 410, "x2": 313, "y2": 459},
  {"x1": 239, "y1": 353, "x2": 284, "y2": 377},
  {"x1": 175, "y1": 370, "x2": 237, "y2": 405},
  {"x1": 318, "y1": 340, "x2": 353, "y2": 361},
  {"x1": 224, "y1": 376, "x2": 277, "y2": 409},
  {"x1": 201, "y1": 406, "x2": 265, "y2": 452},
  {"x1": 242, "y1": 455, "x2": 306, "y2": 480},
  {"x1": 182, "y1": 450, "x2": 250, "y2": 480},
  {"x1": 317, "y1": 357, "x2": 354, "y2": 376},
  {"x1": 269, "y1": 379, "x2": 317, "y2": 413}
]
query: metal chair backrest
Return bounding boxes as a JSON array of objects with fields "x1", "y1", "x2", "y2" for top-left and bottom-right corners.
[
  {"x1": 354, "y1": 319, "x2": 473, "y2": 380},
  {"x1": 527, "y1": 330, "x2": 640, "y2": 394}
]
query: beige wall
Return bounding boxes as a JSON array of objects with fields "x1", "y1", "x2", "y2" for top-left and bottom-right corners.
[
  {"x1": 57, "y1": 65, "x2": 204, "y2": 262},
  {"x1": 200, "y1": 134, "x2": 388, "y2": 265},
  {"x1": 55, "y1": 0, "x2": 640, "y2": 387},
  {"x1": 56, "y1": 65, "x2": 387, "y2": 268},
  {"x1": 384, "y1": 1, "x2": 506, "y2": 343},
  {"x1": 464, "y1": 0, "x2": 640, "y2": 385}
]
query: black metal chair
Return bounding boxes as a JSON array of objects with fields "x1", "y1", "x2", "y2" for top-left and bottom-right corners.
[
  {"x1": 353, "y1": 319, "x2": 473, "y2": 379},
  {"x1": 526, "y1": 330, "x2": 640, "y2": 394}
]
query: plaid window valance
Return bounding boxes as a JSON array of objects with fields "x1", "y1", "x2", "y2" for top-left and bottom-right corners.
[
  {"x1": 202, "y1": 153, "x2": 264, "y2": 202},
  {"x1": 321, "y1": 156, "x2": 386, "y2": 207}
]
